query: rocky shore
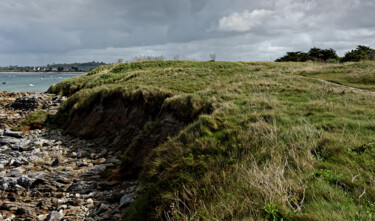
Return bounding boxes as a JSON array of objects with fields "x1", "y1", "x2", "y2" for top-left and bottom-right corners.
[{"x1": 0, "y1": 92, "x2": 136, "y2": 221}]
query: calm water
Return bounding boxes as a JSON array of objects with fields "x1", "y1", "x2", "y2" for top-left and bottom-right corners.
[{"x1": 0, "y1": 72, "x2": 84, "y2": 92}]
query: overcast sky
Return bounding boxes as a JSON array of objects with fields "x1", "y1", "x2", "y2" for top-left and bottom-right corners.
[{"x1": 0, "y1": 0, "x2": 374, "y2": 66}]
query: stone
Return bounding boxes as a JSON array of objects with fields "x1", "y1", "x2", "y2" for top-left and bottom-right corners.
[
  {"x1": 17, "y1": 176, "x2": 34, "y2": 189},
  {"x1": 15, "y1": 139, "x2": 31, "y2": 150},
  {"x1": 11, "y1": 95, "x2": 40, "y2": 110},
  {"x1": 52, "y1": 158, "x2": 59, "y2": 167},
  {"x1": 15, "y1": 207, "x2": 34, "y2": 216},
  {"x1": 96, "y1": 203, "x2": 109, "y2": 215},
  {"x1": 37, "y1": 214, "x2": 48, "y2": 221},
  {"x1": 76, "y1": 160, "x2": 88, "y2": 167},
  {"x1": 70, "y1": 152, "x2": 77, "y2": 158},
  {"x1": 119, "y1": 192, "x2": 135, "y2": 208},
  {"x1": 0, "y1": 137, "x2": 19, "y2": 145},
  {"x1": 105, "y1": 158, "x2": 121, "y2": 165},
  {"x1": 93, "y1": 158, "x2": 105, "y2": 164},
  {"x1": 4, "y1": 130, "x2": 23, "y2": 138},
  {"x1": 86, "y1": 198, "x2": 94, "y2": 207},
  {"x1": 6, "y1": 167, "x2": 24, "y2": 177}
]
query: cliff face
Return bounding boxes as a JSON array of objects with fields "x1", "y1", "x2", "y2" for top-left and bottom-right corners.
[{"x1": 57, "y1": 89, "x2": 212, "y2": 178}]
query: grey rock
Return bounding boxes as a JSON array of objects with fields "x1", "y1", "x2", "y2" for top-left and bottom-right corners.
[
  {"x1": 9, "y1": 151, "x2": 21, "y2": 158},
  {"x1": 86, "y1": 165, "x2": 106, "y2": 174},
  {"x1": 105, "y1": 158, "x2": 121, "y2": 165},
  {"x1": 47, "y1": 211, "x2": 63, "y2": 221},
  {"x1": 8, "y1": 184, "x2": 26, "y2": 195},
  {"x1": 96, "y1": 203, "x2": 109, "y2": 215},
  {"x1": 4, "y1": 130, "x2": 23, "y2": 138},
  {"x1": 9, "y1": 158, "x2": 28, "y2": 167},
  {"x1": 76, "y1": 160, "x2": 88, "y2": 167},
  {"x1": 0, "y1": 137, "x2": 19, "y2": 145},
  {"x1": 17, "y1": 176, "x2": 34, "y2": 189},
  {"x1": 7, "y1": 167, "x2": 25, "y2": 177},
  {"x1": 15, "y1": 139, "x2": 31, "y2": 150},
  {"x1": 77, "y1": 150, "x2": 89, "y2": 158},
  {"x1": 119, "y1": 192, "x2": 135, "y2": 208}
]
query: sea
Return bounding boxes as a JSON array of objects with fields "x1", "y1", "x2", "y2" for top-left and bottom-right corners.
[{"x1": 0, "y1": 72, "x2": 85, "y2": 92}]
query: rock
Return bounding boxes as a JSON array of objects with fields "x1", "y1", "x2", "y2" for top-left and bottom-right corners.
[
  {"x1": 119, "y1": 192, "x2": 135, "y2": 208},
  {"x1": 76, "y1": 160, "x2": 88, "y2": 167},
  {"x1": 15, "y1": 207, "x2": 34, "y2": 216},
  {"x1": 1, "y1": 211, "x2": 15, "y2": 220},
  {"x1": 4, "y1": 130, "x2": 23, "y2": 138},
  {"x1": 86, "y1": 198, "x2": 94, "y2": 207},
  {"x1": 52, "y1": 158, "x2": 59, "y2": 167},
  {"x1": 56, "y1": 176, "x2": 70, "y2": 184},
  {"x1": 0, "y1": 137, "x2": 19, "y2": 145},
  {"x1": 6, "y1": 167, "x2": 24, "y2": 177},
  {"x1": 0, "y1": 164, "x2": 4, "y2": 171},
  {"x1": 15, "y1": 139, "x2": 31, "y2": 150},
  {"x1": 77, "y1": 150, "x2": 89, "y2": 158},
  {"x1": 93, "y1": 158, "x2": 105, "y2": 164},
  {"x1": 96, "y1": 203, "x2": 109, "y2": 215},
  {"x1": 105, "y1": 158, "x2": 121, "y2": 165},
  {"x1": 30, "y1": 178, "x2": 47, "y2": 188},
  {"x1": 86, "y1": 165, "x2": 106, "y2": 174},
  {"x1": 9, "y1": 158, "x2": 27, "y2": 167},
  {"x1": 37, "y1": 214, "x2": 48, "y2": 221},
  {"x1": 17, "y1": 176, "x2": 34, "y2": 189},
  {"x1": 70, "y1": 152, "x2": 77, "y2": 158},
  {"x1": 11, "y1": 95, "x2": 41, "y2": 110}
]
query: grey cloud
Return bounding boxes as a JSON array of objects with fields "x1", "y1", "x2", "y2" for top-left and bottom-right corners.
[{"x1": 0, "y1": 0, "x2": 374, "y2": 65}]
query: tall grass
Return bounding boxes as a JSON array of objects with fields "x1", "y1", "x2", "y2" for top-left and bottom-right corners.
[{"x1": 49, "y1": 60, "x2": 375, "y2": 220}]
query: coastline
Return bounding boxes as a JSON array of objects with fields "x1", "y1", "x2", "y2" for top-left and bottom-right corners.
[
  {"x1": 0, "y1": 91, "x2": 134, "y2": 220},
  {"x1": 0, "y1": 72, "x2": 87, "y2": 75}
]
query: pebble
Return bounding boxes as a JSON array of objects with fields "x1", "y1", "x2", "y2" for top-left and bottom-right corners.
[{"x1": 0, "y1": 92, "x2": 138, "y2": 220}]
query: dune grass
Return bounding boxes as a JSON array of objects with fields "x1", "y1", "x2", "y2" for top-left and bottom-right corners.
[
  {"x1": 50, "y1": 60, "x2": 375, "y2": 220},
  {"x1": 300, "y1": 61, "x2": 375, "y2": 91}
]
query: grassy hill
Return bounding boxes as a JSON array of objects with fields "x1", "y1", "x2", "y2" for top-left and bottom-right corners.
[{"x1": 48, "y1": 61, "x2": 375, "y2": 220}]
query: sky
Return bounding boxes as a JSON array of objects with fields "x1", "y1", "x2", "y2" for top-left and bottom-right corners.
[{"x1": 0, "y1": 0, "x2": 374, "y2": 66}]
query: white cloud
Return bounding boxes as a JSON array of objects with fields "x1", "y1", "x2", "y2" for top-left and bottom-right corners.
[{"x1": 218, "y1": 9, "x2": 273, "y2": 32}]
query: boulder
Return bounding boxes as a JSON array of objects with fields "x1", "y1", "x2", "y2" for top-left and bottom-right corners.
[
  {"x1": 4, "y1": 130, "x2": 23, "y2": 138},
  {"x1": 11, "y1": 95, "x2": 41, "y2": 110},
  {"x1": 0, "y1": 137, "x2": 19, "y2": 145}
]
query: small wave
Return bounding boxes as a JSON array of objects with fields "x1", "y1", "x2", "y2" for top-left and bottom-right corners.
[{"x1": 29, "y1": 84, "x2": 35, "y2": 87}]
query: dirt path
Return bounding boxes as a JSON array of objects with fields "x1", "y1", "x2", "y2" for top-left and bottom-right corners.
[{"x1": 308, "y1": 77, "x2": 375, "y2": 95}]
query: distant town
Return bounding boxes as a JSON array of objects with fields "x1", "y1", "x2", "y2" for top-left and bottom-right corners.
[{"x1": 0, "y1": 61, "x2": 107, "y2": 72}]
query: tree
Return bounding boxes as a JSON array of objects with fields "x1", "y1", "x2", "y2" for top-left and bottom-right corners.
[
  {"x1": 308, "y1": 47, "x2": 339, "y2": 62},
  {"x1": 275, "y1": 51, "x2": 312, "y2": 62},
  {"x1": 341, "y1": 45, "x2": 375, "y2": 62}
]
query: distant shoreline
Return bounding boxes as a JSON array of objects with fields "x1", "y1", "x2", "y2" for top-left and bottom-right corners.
[{"x1": 0, "y1": 72, "x2": 87, "y2": 75}]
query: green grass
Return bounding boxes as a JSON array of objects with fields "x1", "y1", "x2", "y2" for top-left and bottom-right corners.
[
  {"x1": 300, "y1": 61, "x2": 375, "y2": 91},
  {"x1": 13, "y1": 110, "x2": 50, "y2": 130},
  {"x1": 49, "y1": 60, "x2": 375, "y2": 220}
]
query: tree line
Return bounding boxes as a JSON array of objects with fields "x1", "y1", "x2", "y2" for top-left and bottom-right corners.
[
  {"x1": 275, "y1": 45, "x2": 375, "y2": 62},
  {"x1": 0, "y1": 61, "x2": 106, "y2": 72}
]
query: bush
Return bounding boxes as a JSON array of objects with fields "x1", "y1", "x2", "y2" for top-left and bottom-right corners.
[{"x1": 341, "y1": 45, "x2": 375, "y2": 62}]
